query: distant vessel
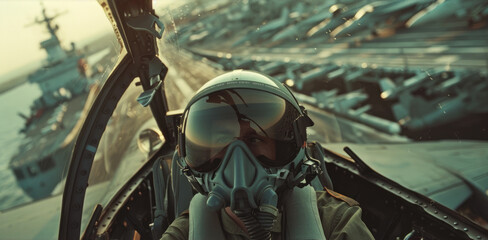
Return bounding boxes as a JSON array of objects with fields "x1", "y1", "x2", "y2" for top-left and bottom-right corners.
[{"x1": 8, "y1": 5, "x2": 94, "y2": 200}]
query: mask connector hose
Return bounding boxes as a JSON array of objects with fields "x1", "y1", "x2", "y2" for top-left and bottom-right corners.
[
  {"x1": 258, "y1": 204, "x2": 278, "y2": 231},
  {"x1": 235, "y1": 208, "x2": 275, "y2": 240}
]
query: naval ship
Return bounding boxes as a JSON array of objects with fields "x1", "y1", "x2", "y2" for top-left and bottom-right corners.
[{"x1": 8, "y1": 6, "x2": 95, "y2": 200}]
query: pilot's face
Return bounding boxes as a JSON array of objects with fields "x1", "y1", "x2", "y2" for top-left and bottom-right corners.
[
  {"x1": 237, "y1": 119, "x2": 276, "y2": 161},
  {"x1": 211, "y1": 119, "x2": 276, "y2": 164}
]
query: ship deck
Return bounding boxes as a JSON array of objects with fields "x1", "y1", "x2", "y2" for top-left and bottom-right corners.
[{"x1": 9, "y1": 92, "x2": 89, "y2": 168}]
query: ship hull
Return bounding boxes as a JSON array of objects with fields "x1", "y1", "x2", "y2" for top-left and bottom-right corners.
[
  {"x1": 9, "y1": 91, "x2": 92, "y2": 200},
  {"x1": 11, "y1": 144, "x2": 72, "y2": 200}
]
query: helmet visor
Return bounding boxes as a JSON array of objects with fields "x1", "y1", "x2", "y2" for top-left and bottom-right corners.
[{"x1": 184, "y1": 89, "x2": 301, "y2": 172}]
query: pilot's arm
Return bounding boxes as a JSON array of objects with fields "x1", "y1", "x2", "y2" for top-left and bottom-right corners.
[
  {"x1": 317, "y1": 190, "x2": 375, "y2": 240},
  {"x1": 160, "y1": 211, "x2": 189, "y2": 240}
]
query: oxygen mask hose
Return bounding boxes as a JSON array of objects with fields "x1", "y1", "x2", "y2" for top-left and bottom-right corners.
[
  {"x1": 257, "y1": 187, "x2": 279, "y2": 232},
  {"x1": 257, "y1": 204, "x2": 278, "y2": 232},
  {"x1": 235, "y1": 208, "x2": 273, "y2": 240},
  {"x1": 233, "y1": 188, "x2": 278, "y2": 240}
]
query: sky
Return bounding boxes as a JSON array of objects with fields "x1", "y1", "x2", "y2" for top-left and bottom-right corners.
[{"x1": 0, "y1": 1, "x2": 113, "y2": 83}]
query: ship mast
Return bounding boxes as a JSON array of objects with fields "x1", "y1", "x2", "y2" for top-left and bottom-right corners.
[
  {"x1": 26, "y1": 3, "x2": 68, "y2": 65},
  {"x1": 24, "y1": 3, "x2": 89, "y2": 110},
  {"x1": 39, "y1": 4, "x2": 61, "y2": 44}
]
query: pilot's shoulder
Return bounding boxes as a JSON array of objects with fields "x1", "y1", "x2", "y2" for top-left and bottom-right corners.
[
  {"x1": 317, "y1": 188, "x2": 359, "y2": 207},
  {"x1": 161, "y1": 210, "x2": 189, "y2": 240}
]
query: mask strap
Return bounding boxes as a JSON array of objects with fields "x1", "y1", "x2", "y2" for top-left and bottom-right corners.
[
  {"x1": 183, "y1": 166, "x2": 206, "y2": 194},
  {"x1": 277, "y1": 150, "x2": 323, "y2": 193}
]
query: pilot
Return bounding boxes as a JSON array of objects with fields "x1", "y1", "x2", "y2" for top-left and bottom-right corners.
[{"x1": 162, "y1": 70, "x2": 374, "y2": 240}]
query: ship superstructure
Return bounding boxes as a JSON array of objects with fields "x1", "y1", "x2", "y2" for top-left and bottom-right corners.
[{"x1": 27, "y1": 6, "x2": 90, "y2": 112}]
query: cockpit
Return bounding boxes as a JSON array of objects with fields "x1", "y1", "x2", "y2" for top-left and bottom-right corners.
[{"x1": 0, "y1": 0, "x2": 487, "y2": 239}]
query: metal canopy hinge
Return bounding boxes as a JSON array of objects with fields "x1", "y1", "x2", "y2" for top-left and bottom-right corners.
[
  {"x1": 136, "y1": 57, "x2": 168, "y2": 107},
  {"x1": 126, "y1": 13, "x2": 164, "y2": 39},
  {"x1": 137, "y1": 81, "x2": 162, "y2": 107}
]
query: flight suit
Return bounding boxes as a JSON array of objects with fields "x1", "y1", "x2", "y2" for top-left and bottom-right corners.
[{"x1": 161, "y1": 189, "x2": 375, "y2": 240}]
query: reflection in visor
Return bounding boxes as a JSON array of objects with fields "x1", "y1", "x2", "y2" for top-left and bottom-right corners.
[{"x1": 184, "y1": 89, "x2": 301, "y2": 172}]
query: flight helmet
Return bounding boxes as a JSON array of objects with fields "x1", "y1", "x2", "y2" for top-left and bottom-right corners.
[{"x1": 177, "y1": 69, "x2": 314, "y2": 211}]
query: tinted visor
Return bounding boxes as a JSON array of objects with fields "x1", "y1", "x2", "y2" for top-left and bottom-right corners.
[{"x1": 184, "y1": 89, "x2": 301, "y2": 172}]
